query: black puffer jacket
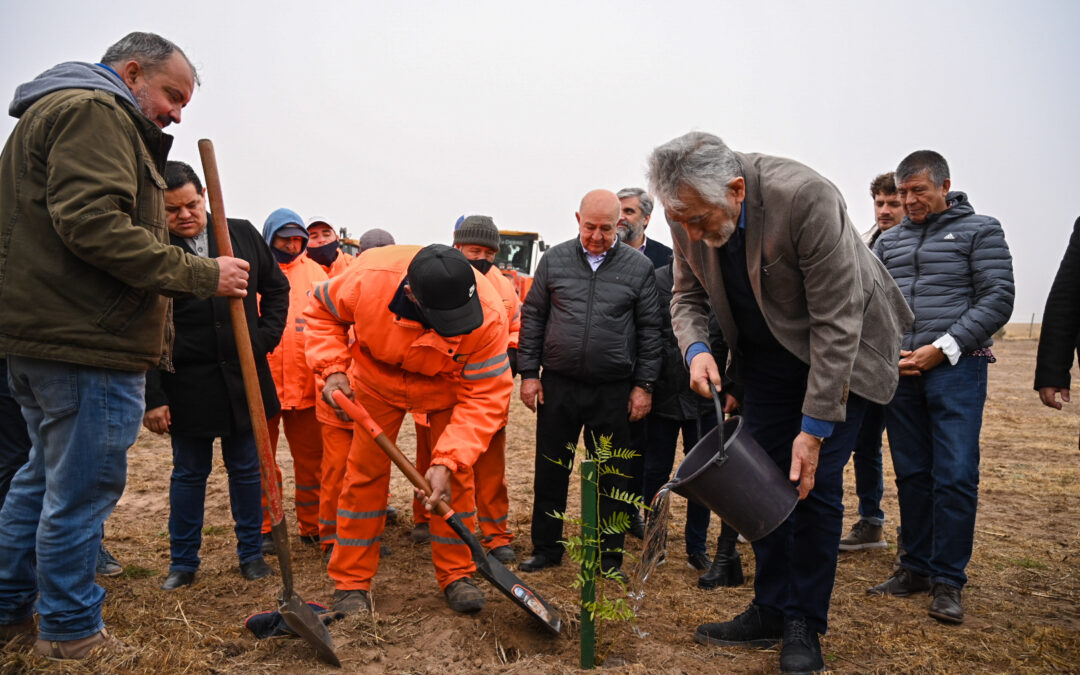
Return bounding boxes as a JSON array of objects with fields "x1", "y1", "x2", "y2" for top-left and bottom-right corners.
[
  {"x1": 874, "y1": 192, "x2": 1014, "y2": 352},
  {"x1": 518, "y1": 238, "x2": 662, "y2": 384}
]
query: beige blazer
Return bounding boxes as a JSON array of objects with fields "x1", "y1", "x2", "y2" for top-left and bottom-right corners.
[{"x1": 670, "y1": 152, "x2": 914, "y2": 422}]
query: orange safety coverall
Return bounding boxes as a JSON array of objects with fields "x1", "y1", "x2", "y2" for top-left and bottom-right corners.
[
  {"x1": 413, "y1": 266, "x2": 519, "y2": 551},
  {"x1": 312, "y1": 251, "x2": 356, "y2": 552},
  {"x1": 262, "y1": 254, "x2": 329, "y2": 538},
  {"x1": 304, "y1": 245, "x2": 512, "y2": 592}
]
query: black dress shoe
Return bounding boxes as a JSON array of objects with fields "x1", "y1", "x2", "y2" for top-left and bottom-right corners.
[
  {"x1": 928, "y1": 583, "x2": 964, "y2": 624},
  {"x1": 519, "y1": 554, "x2": 560, "y2": 572},
  {"x1": 629, "y1": 512, "x2": 646, "y2": 540},
  {"x1": 239, "y1": 558, "x2": 275, "y2": 580},
  {"x1": 261, "y1": 534, "x2": 277, "y2": 556},
  {"x1": 161, "y1": 570, "x2": 195, "y2": 591}
]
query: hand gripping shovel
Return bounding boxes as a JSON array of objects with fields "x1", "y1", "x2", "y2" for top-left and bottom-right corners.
[
  {"x1": 331, "y1": 391, "x2": 562, "y2": 635},
  {"x1": 199, "y1": 140, "x2": 341, "y2": 667}
]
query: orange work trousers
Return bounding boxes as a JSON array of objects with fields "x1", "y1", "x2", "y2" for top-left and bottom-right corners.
[
  {"x1": 262, "y1": 407, "x2": 323, "y2": 538},
  {"x1": 318, "y1": 424, "x2": 353, "y2": 551},
  {"x1": 413, "y1": 419, "x2": 511, "y2": 550},
  {"x1": 329, "y1": 392, "x2": 476, "y2": 592}
]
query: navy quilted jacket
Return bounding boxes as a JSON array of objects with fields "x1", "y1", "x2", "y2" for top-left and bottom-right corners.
[{"x1": 874, "y1": 192, "x2": 1014, "y2": 352}]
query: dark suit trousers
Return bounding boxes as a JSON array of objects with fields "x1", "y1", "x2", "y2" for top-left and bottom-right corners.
[
  {"x1": 741, "y1": 359, "x2": 867, "y2": 636},
  {"x1": 530, "y1": 371, "x2": 631, "y2": 567}
]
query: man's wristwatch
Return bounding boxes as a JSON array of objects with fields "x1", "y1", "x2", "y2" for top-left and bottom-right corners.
[{"x1": 635, "y1": 382, "x2": 654, "y2": 393}]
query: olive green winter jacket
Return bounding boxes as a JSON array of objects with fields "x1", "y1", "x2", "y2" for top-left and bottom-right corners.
[{"x1": 0, "y1": 75, "x2": 220, "y2": 371}]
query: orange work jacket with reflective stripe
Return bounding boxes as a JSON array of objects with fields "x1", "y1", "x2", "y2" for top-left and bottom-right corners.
[
  {"x1": 313, "y1": 250, "x2": 357, "y2": 428},
  {"x1": 486, "y1": 267, "x2": 521, "y2": 350},
  {"x1": 268, "y1": 254, "x2": 329, "y2": 409},
  {"x1": 303, "y1": 245, "x2": 512, "y2": 472}
]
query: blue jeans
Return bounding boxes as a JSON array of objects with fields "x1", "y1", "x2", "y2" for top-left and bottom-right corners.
[
  {"x1": 642, "y1": 414, "x2": 716, "y2": 555},
  {"x1": 850, "y1": 402, "x2": 886, "y2": 524},
  {"x1": 169, "y1": 433, "x2": 264, "y2": 571},
  {"x1": 0, "y1": 356, "x2": 144, "y2": 641},
  {"x1": 0, "y1": 359, "x2": 32, "y2": 508},
  {"x1": 886, "y1": 356, "x2": 986, "y2": 589}
]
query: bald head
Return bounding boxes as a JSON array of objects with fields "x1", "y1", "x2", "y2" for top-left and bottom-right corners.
[
  {"x1": 579, "y1": 189, "x2": 621, "y2": 218},
  {"x1": 576, "y1": 189, "x2": 620, "y2": 256}
]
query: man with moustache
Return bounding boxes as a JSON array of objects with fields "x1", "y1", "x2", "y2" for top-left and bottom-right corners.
[
  {"x1": 647, "y1": 132, "x2": 911, "y2": 673},
  {"x1": 0, "y1": 32, "x2": 249, "y2": 658}
]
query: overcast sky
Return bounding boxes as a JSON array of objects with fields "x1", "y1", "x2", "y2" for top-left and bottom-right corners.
[{"x1": 3, "y1": 0, "x2": 1077, "y2": 322}]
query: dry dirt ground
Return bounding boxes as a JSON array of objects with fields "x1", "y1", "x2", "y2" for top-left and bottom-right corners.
[{"x1": 2, "y1": 333, "x2": 1078, "y2": 673}]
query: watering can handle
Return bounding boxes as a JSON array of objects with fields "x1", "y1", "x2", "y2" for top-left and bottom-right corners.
[{"x1": 709, "y1": 382, "x2": 726, "y2": 453}]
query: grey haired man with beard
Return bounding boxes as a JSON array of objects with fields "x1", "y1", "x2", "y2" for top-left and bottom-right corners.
[
  {"x1": 617, "y1": 187, "x2": 673, "y2": 268},
  {"x1": 647, "y1": 131, "x2": 911, "y2": 674}
]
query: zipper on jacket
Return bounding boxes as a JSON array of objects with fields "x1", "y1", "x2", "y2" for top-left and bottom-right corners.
[
  {"x1": 909, "y1": 226, "x2": 928, "y2": 352},
  {"x1": 581, "y1": 268, "x2": 598, "y2": 375}
]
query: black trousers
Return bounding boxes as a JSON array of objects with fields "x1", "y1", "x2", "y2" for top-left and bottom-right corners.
[{"x1": 530, "y1": 371, "x2": 631, "y2": 566}]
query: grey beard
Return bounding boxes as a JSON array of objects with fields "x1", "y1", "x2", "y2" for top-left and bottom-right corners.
[
  {"x1": 617, "y1": 224, "x2": 643, "y2": 245},
  {"x1": 702, "y1": 219, "x2": 737, "y2": 248}
]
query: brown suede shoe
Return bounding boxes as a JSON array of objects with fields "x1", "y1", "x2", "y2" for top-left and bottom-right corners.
[
  {"x1": 34, "y1": 628, "x2": 111, "y2": 660},
  {"x1": 0, "y1": 616, "x2": 36, "y2": 647}
]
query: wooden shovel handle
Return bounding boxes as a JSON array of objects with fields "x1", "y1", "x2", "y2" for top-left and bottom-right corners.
[
  {"x1": 331, "y1": 390, "x2": 451, "y2": 518},
  {"x1": 198, "y1": 139, "x2": 283, "y2": 524}
]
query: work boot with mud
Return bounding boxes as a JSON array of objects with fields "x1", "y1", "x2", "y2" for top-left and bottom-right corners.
[
  {"x1": 410, "y1": 522, "x2": 430, "y2": 544},
  {"x1": 698, "y1": 536, "x2": 744, "y2": 589},
  {"x1": 34, "y1": 628, "x2": 114, "y2": 660},
  {"x1": 332, "y1": 589, "x2": 372, "y2": 617},
  {"x1": 0, "y1": 616, "x2": 36, "y2": 648},
  {"x1": 444, "y1": 577, "x2": 485, "y2": 613},
  {"x1": 490, "y1": 545, "x2": 517, "y2": 564}
]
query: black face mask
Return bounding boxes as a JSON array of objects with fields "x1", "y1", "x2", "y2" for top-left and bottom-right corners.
[
  {"x1": 272, "y1": 247, "x2": 302, "y2": 265},
  {"x1": 469, "y1": 258, "x2": 494, "y2": 275},
  {"x1": 307, "y1": 240, "x2": 339, "y2": 267}
]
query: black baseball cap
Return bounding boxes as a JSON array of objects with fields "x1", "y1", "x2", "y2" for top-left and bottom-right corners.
[{"x1": 407, "y1": 244, "x2": 483, "y2": 337}]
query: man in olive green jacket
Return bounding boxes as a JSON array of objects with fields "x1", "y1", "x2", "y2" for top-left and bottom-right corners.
[{"x1": 0, "y1": 32, "x2": 249, "y2": 660}]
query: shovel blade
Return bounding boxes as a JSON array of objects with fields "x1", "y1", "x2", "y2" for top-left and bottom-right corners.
[
  {"x1": 280, "y1": 591, "x2": 341, "y2": 667},
  {"x1": 444, "y1": 512, "x2": 561, "y2": 635},
  {"x1": 478, "y1": 553, "x2": 563, "y2": 635}
]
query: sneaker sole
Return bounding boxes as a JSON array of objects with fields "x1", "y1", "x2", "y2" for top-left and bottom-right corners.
[
  {"x1": 693, "y1": 631, "x2": 778, "y2": 649},
  {"x1": 838, "y1": 540, "x2": 888, "y2": 551}
]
